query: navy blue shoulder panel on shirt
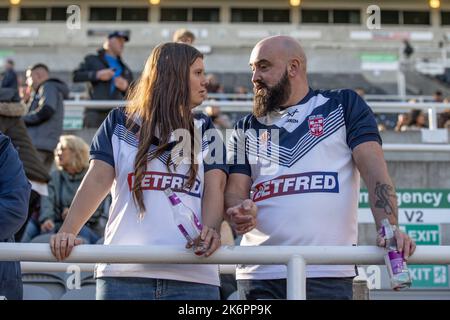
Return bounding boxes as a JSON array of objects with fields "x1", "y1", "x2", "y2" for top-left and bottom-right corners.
[
  {"x1": 90, "y1": 107, "x2": 127, "y2": 168},
  {"x1": 227, "y1": 114, "x2": 253, "y2": 177},
  {"x1": 197, "y1": 113, "x2": 229, "y2": 176},
  {"x1": 319, "y1": 89, "x2": 382, "y2": 150}
]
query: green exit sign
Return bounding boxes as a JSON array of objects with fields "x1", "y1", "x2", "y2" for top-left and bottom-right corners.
[
  {"x1": 409, "y1": 265, "x2": 449, "y2": 288},
  {"x1": 399, "y1": 224, "x2": 440, "y2": 245},
  {"x1": 399, "y1": 224, "x2": 447, "y2": 288}
]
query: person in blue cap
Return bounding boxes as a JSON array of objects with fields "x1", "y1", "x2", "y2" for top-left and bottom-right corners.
[{"x1": 73, "y1": 31, "x2": 133, "y2": 128}]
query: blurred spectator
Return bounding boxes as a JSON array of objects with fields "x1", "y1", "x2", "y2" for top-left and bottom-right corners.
[
  {"x1": 23, "y1": 63, "x2": 68, "y2": 172},
  {"x1": 1, "y1": 59, "x2": 18, "y2": 90},
  {"x1": 401, "y1": 109, "x2": 427, "y2": 131},
  {"x1": 433, "y1": 90, "x2": 444, "y2": 102},
  {"x1": 235, "y1": 86, "x2": 248, "y2": 95},
  {"x1": 438, "y1": 109, "x2": 450, "y2": 128},
  {"x1": 0, "y1": 132, "x2": 30, "y2": 300},
  {"x1": 205, "y1": 105, "x2": 231, "y2": 130},
  {"x1": 173, "y1": 28, "x2": 196, "y2": 45},
  {"x1": 73, "y1": 31, "x2": 133, "y2": 128},
  {"x1": 377, "y1": 123, "x2": 387, "y2": 132},
  {"x1": 206, "y1": 74, "x2": 224, "y2": 94},
  {"x1": 17, "y1": 74, "x2": 31, "y2": 104},
  {"x1": 0, "y1": 88, "x2": 51, "y2": 242},
  {"x1": 354, "y1": 87, "x2": 366, "y2": 98},
  {"x1": 234, "y1": 86, "x2": 250, "y2": 101},
  {"x1": 356, "y1": 87, "x2": 396, "y2": 130},
  {"x1": 444, "y1": 120, "x2": 450, "y2": 129},
  {"x1": 403, "y1": 39, "x2": 414, "y2": 59},
  {"x1": 395, "y1": 113, "x2": 410, "y2": 132},
  {"x1": 22, "y1": 135, "x2": 106, "y2": 244}
]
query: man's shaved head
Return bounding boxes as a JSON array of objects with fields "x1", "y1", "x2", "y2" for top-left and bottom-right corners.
[
  {"x1": 251, "y1": 35, "x2": 307, "y2": 73},
  {"x1": 249, "y1": 36, "x2": 309, "y2": 117}
]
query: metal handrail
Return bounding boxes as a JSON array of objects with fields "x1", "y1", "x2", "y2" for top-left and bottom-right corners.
[
  {"x1": 1, "y1": 243, "x2": 449, "y2": 300},
  {"x1": 63, "y1": 99, "x2": 450, "y2": 131}
]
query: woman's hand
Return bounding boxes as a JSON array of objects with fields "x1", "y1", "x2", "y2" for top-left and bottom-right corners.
[
  {"x1": 50, "y1": 232, "x2": 83, "y2": 261},
  {"x1": 186, "y1": 225, "x2": 221, "y2": 258}
]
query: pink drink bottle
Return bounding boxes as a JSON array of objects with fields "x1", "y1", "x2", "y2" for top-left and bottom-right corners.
[
  {"x1": 164, "y1": 188, "x2": 206, "y2": 255},
  {"x1": 380, "y1": 219, "x2": 412, "y2": 290}
]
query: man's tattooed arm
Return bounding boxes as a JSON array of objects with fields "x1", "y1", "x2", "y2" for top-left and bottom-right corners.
[
  {"x1": 374, "y1": 182, "x2": 397, "y2": 216},
  {"x1": 352, "y1": 141, "x2": 399, "y2": 228}
]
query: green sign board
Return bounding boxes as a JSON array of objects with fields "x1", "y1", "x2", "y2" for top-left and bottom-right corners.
[
  {"x1": 359, "y1": 189, "x2": 450, "y2": 209},
  {"x1": 400, "y1": 224, "x2": 445, "y2": 288},
  {"x1": 399, "y1": 224, "x2": 440, "y2": 245},
  {"x1": 358, "y1": 189, "x2": 450, "y2": 223},
  {"x1": 409, "y1": 265, "x2": 449, "y2": 288},
  {"x1": 0, "y1": 50, "x2": 15, "y2": 58},
  {"x1": 63, "y1": 117, "x2": 83, "y2": 130},
  {"x1": 360, "y1": 53, "x2": 398, "y2": 62}
]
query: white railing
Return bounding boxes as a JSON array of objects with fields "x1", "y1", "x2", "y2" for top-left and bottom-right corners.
[
  {"x1": 63, "y1": 99, "x2": 450, "y2": 131},
  {"x1": 1, "y1": 243, "x2": 450, "y2": 300},
  {"x1": 382, "y1": 144, "x2": 450, "y2": 152},
  {"x1": 69, "y1": 93, "x2": 440, "y2": 103},
  {"x1": 19, "y1": 262, "x2": 237, "y2": 274}
]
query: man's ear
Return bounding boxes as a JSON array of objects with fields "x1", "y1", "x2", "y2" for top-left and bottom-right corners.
[{"x1": 288, "y1": 58, "x2": 301, "y2": 77}]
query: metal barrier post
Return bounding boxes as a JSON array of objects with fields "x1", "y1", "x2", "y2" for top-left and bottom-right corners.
[
  {"x1": 428, "y1": 107, "x2": 438, "y2": 130},
  {"x1": 287, "y1": 255, "x2": 306, "y2": 300}
]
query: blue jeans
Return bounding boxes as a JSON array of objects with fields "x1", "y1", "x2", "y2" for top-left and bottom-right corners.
[
  {"x1": 238, "y1": 277, "x2": 354, "y2": 300},
  {"x1": 96, "y1": 277, "x2": 220, "y2": 300}
]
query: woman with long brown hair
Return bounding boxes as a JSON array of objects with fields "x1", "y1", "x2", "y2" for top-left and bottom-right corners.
[{"x1": 49, "y1": 43, "x2": 227, "y2": 300}]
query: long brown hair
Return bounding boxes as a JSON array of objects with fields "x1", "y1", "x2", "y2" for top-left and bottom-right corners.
[{"x1": 126, "y1": 42, "x2": 203, "y2": 215}]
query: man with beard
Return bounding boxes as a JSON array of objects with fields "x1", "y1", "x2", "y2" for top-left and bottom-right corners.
[{"x1": 224, "y1": 35, "x2": 415, "y2": 300}]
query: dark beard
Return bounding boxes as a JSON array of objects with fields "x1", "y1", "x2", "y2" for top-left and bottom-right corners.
[{"x1": 253, "y1": 70, "x2": 291, "y2": 118}]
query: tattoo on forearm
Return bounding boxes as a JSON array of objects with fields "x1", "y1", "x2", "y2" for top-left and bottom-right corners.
[{"x1": 374, "y1": 182, "x2": 396, "y2": 215}]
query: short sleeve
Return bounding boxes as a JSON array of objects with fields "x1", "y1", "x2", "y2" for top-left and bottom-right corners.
[
  {"x1": 90, "y1": 108, "x2": 122, "y2": 168},
  {"x1": 227, "y1": 117, "x2": 252, "y2": 177},
  {"x1": 201, "y1": 115, "x2": 229, "y2": 176},
  {"x1": 342, "y1": 89, "x2": 382, "y2": 150}
]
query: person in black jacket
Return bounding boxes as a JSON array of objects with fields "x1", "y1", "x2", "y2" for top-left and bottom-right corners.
[
  {"x1": 73, "y1": 31, "x2": 133, "y2": 128},
  {"x1": 0, "y1": 132, "x2": 30, "y2": 300},
  {"x1": 0, "y1": 88, "x2": 51, "y2": 243},
  {"x1": 24, "y1": 64, "x2": 69, "y2": 172},
  {"x1": 1, "y1": 59, "x2": 18, "y2": 90}
]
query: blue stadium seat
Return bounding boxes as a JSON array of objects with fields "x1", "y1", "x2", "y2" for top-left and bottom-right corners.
[
  {"x1": 59, "y1": 284, "x2": 96, "y2": 300},
  {"x1": 23, "y1": 284, "x2": 53, "y2": 300},
  {"x1": 22, "y1": 272, "x2": 67, "y2": 300}
]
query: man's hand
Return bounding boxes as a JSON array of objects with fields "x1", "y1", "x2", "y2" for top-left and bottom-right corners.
[
  {"x1": 226, "y1": 199, "x2": 257, "y2": 235},
  {"x1": 114, "y1": 76, "x2": 129, "y2": 92},
  {"x1": 96, "y1": 68, "x2": 115, "y2": 81},
  {"x1": 377, "y1": 227, "x2": 416, "y2": 260},
  {"x1": 41, "y1": 219, "x2": 55, "y2": 233}
]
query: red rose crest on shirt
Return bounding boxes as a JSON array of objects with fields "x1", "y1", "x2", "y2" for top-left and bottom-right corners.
[{"x1": 308, "y1": 115, "x2": 324, "y2": 137}]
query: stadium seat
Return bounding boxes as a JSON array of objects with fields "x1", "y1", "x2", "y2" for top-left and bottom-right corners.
[
  {"x1": 23, "y1": 284, "x2": 53, "y2": 300},
  {"x1": 59, "y1": 284, "x2": 96, "y2": 300},
  {"x1": 30, "y1": 233, "x2": 53, "y2": 243},
  {"x1": 22, "y1": 272, "x2": 67, "y2": 300},
  {"x1": 80, "y1": 272, "x2": 96, "y2": 285}
]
